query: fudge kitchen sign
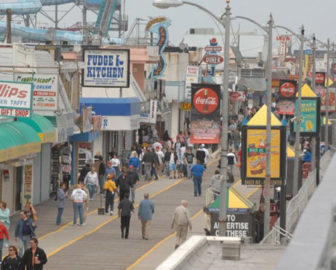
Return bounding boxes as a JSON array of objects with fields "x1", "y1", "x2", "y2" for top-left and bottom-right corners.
[
  {"x1": 0, "y1": 81, "x2": 33, "y2": 118},
  {"x1": 190, "y1": 84, "x2": 221, "y2": 144},
  {"x1": 82, "y1": 49, "x2": 130, "y2": 88}
]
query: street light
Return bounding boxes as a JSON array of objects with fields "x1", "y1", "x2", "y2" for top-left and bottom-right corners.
[{"x1": 153, "y1": 0, "x2": 231, "y2": 236}]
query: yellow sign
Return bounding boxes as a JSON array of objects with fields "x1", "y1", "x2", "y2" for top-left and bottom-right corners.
[
  {"x1": 180, "y1": 102, "x2": 191, "y2": 111},
  {"x1": 246, "y1": 129, "x2": 281, "y2": 179}
]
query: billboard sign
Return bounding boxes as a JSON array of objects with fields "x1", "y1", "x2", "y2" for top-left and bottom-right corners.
[
  {"x1": 315, "y1": 86, "x2": 336, "y2": 113},
  {"x1": 16, "y1": 74, "x2": 58, "y2": 111},
  {"x1": 190, "y1": 84, "x2": 221, "y2": 144},
  {"x1": 185, "y1": 65, "x2": 200, "y2": 100},
  {"x1": 276, "y1": 100, "x2": 295, "y2": 115},
  {"x1": 0, "y1": 81, "x2": 33, "y2": 118},
  {"x1": 82, "y1": 49, "x2": 130, "y2": 88},
  {"x1": 294, "y1": 99, "x2": 318, "y2": 134}
]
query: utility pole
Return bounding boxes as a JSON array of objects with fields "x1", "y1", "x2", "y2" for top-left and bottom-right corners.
[
  {"x1": 83, "y1": 3, "x2": 89, "y2": 44},
  {"x1": 325, "y1": 39, "x2": 330, "y2": 151},
  {"x1": 6, "y1": 9, "x2": 12, "y2": 44},
  {"x1": 292, "y1": 26, "x2": 305, "y2": 196},
  {"x1": 264, "y1": 14, "x2": 273, "y2": 237},
  {"x1": 219, "y1": 0, "x2": 231, "y2": 237}
]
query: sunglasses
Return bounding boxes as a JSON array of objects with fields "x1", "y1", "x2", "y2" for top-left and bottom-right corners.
[{"x1": 9, "y1": 249, "x2": 14, "y2": 251}]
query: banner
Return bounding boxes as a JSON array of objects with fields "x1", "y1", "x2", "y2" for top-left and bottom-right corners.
[
  {"x1": 16, "y1": 74, "x2": 58, "y2": 111},
  {"x1": 145, "y1": 17, "x2": 171, "y2": 78},
  {"x1": 185, "y1": 65, "x2": 200, "y2": 100},
  {"x1": 0, "y1": 81, "x2": 33, "y2": 118},
  {"x1": 190, "y1": 84, "x2": 221, "y2": 144},
  {"x1": 82, "y1": 49, "x2": 130, "y2": 88},
  {"x1": 294, "y1": 99, "x2": 317, "y2": 133},
  {"x1": 245, "y1": 129, "x2": 281, "y2": 179},
  {"x1": 315, "y1": 86, "x2": 336, "y2": 113}
]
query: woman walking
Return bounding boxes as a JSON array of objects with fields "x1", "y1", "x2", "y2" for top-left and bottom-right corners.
[
  {"x1": 0, "y1": 201, "x2": 10, "y2": 247},
  {"x1": 84, "y1": 166, "x2": 99, "y2": 200},
  {"x1": 1, "y1": 246, "x2": 22, "y2": 270}
]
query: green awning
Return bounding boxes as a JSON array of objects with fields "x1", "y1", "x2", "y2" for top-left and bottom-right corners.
[
  {"x1": 18, "y1": 114, "x2": 56, "y2": 143},
  {"x1": 0, "y1": 121, "x2": 41, "y2": 162}
]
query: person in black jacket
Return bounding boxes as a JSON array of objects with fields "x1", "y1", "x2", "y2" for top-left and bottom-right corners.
[
  {"x1": 116, "y1": 167, "x2": 133, "y2": 201},
  {"x1": 142, "y1": 148, "x2": 155, "y2": 181},
  {"x1": 21, "y1": 238, "x2": 47, "y2": 270},
  {"x1": 1, "y1": 245, "x2": 22, "y2": 270}
]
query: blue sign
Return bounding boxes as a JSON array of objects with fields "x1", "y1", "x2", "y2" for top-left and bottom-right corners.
[{"x1": 294, "y1": 99, "x2": 317, "y2": 133}]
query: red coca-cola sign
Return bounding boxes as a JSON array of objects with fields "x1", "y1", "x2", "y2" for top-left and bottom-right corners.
[
  {"x1": 315, "y1": 72, "x2": 325, "y2": 85},
  {"x1": 193, "y1": 87, "x2": 219, "y2": 114},
  {"x1": 280, "y1": 82, "x2": 296, "y2": 98}
]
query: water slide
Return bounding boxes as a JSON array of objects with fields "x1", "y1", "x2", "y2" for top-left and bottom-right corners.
[{"x1": 0, "y1": 0, "x2": 122, "y2": 44}]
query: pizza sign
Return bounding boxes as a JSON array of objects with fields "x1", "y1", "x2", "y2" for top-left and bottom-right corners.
[{"x1": 193, "y1": 87, "x2": 219, "y2": 114}]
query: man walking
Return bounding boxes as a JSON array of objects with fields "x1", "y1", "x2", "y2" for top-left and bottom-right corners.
[
  {"x1": 191, "y1": 160, "x2": 206, "y2": 197},
  {"x1": 21, "y1": 238, "x2": 47, "y2": 270},
  {"x1": 127, "y1": 165, "x2": 139, "y2": 203},
  {"x1": 70, "y1": 184, "x2": 87, "y2": 226},
  {"x1": 116, "y1": 168, "x2": 133, "y2": 201},
  {"x1": 56, "y1": 182, "x2": 67, "y2": 225},
  {"x1": 118, "y1": 193, "x2": 134, "y2": 239},
  {"x1": 15, "y1": 211, "x2": 36, "y2": 257},
  {"x1": 104, "y1": 174, "x2": 118, "y2": 215},
  {"x1": 171, "y1": 200, "x2": 192, "y2": 249},
  {"x1": 138, "y1": 193, "x2": 154, "y2": 240},
  {"x1": 142, "y1": 148, "x2": 154, "y2": 181},
  {"x1": 184, "y1": 147, "x2": 194, "y2": 179}
]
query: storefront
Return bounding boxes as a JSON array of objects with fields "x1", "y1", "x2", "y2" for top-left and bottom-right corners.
[{"x1": 0, "y1": 121, "x2": 42, "y2": 213}]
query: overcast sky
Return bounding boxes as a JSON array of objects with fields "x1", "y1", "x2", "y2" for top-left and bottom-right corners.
[
  {"x1": 38, "y1": 0, "x2": 336, "y2": 49},
  {"x1": 124, "y1": 0, "x2": 336, "y2": 46}
]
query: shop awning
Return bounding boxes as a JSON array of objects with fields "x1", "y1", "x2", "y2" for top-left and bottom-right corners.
[
  {"x1": 18, "y1": 114, "x2": 56, "y2": 143},
  {"x1": 0, "y1": 121, "x2": 41, "y2": 162}
]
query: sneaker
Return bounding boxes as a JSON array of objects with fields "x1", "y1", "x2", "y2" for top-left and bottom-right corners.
[
  {"x1": 110, "y1": 211, "x2": 113, "y2": 216},
  {"x1": 80, "y1": 223, "x2": 86, "y2": 226}
]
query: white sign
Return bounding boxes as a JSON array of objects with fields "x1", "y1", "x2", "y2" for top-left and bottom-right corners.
[
  {"x1": 101, "y1": 115, "x2": 140, "y2": 131},
  {"x1": 149, "y1": 100, "x2": 158, "y2": 124},
  {"x1": 185, "y1": 66, "x2": 200, "y2": 100},
  {"x1": 0, "y1": 81, "x2": 33, "y2": 118},
  {"x1": 16, "y1": 74, "x2": 58, "y2": 111},
  {"x1": 82, "y1": 49, "x2": 130, "y2": 88}
]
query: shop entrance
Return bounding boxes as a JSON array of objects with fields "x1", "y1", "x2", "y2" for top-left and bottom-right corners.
[{"x1": 15, "y1": 166, "x2": 23, "y2": 211}]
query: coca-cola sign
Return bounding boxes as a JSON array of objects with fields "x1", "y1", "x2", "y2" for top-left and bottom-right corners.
[
  {"x1": 315, "y1": 72, "x2": 325, "y2": 86},
  {"x1": 191, "y1": 84, "x2": 221, "y2": 144},
  {"x1": 279, "y1": 81, "x2": 296, "y2": 98},
  {"x1": 193, "y1": 87, "x2": 219, "y2": 114}
]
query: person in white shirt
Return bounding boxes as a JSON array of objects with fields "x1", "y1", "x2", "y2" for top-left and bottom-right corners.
[
  {"x1": 84, "y1": 166, "x2": 99, "y2": 200},
  {"x1": 110, "y1": 154, "x2": 121, "y2": 177},
  {"x1": 71, "y1": 184, "x2": 88, "y2": 226},
  {"x1": 201, "y1": 145, "x2": 210, "y2": 166}
]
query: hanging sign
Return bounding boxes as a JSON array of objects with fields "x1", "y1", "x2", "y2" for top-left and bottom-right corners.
[
  {"x1": 294, "y1": 98, "x2": 318, "y2": 134},
  {"x1": 190, "y1": 84, "x2": 221, "y2": 144},
  {"x1": 82, "y1": 49, "x2": 130, "y2": 88},
  {"x1": 0, "y1": 81, "x2": 33, "y2": 118}
]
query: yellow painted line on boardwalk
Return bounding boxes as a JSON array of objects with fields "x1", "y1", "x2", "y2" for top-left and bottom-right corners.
[
  {"x1": 126, "y1": 208, "x2": 204, "y2": 270},
  {"x1": 46, "y1": 177, "x2": 184, "y2": 258},
  {"x1": 246, "y1": 187, "x2": 260, "y2": 198},
  {"x1": 39, "y1": 180, "x2": 156, "y2": 241},
  {"x1": 232, "y1": 179, "x2": 242, "y2": 188}
]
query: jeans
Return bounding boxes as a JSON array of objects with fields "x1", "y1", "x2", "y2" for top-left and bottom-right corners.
[
  {"x1": 105, "y1": 193, "x2": 115, "y2": 213},
  {"x1": 165, "y1": 161, "x2": 170, "y2": 177},
  {"x1": 0, "y1": 239, "x2": 3, "y2": 261},
  {"x1": 193, "y1": 175, "x2": 202, "y2": 196},
  {"x1": 99, "y1": 175, "x2": 105, "y2": 194},
  {"x1": 73, "y1": 202, "x2": 84, "y2": 225},
  {"x1": 56, "y1": 207, "x2": 64, "y2": 225},
  {"x1": 151, "y1": 166, "x2": 158, "y2": 179},
  {"x1": 144, "y1": 162, "x2": 152, "y2": 181},
  {"x1": 18, "y1": 235, "x2": 31, "y2": 257},
  {"x1": 186, "y1": 163, "x2": 193, "y2": 178},
  {"x1": 130, "y1": 187, "x2": 136, "y2": 203},
  {"x1": 87, "y1": 184, "x2": 96, "y2": 200},
  {"x1": 113, "y1": 167, "x2": 120, "y2": 178}
]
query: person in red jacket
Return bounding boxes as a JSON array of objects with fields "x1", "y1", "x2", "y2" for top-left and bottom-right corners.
[{"x1": 0, "y1": 220, "x2": 9, "y2": 263}]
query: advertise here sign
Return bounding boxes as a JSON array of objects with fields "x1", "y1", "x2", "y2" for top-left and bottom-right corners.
[
  {"x1": 16, "y1": 74, "x2": 58, "y2": 111},
  {"x1": 211, "y1": 212, "x2": 253, "y2": 238},
  {"x1": 82, "y1": 49, "x2": 130, "y2": 88},
  {"x1": 0, "y1": 81, "x2": 33, "y2": 118}
]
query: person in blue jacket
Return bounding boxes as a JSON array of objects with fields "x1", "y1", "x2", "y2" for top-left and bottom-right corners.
[
  {"x1": 191, "y1": 160, "x2": 206, "y2": 197},
  {"x1": 128, "y1": 151, "x2": 140, "y2": 172}
]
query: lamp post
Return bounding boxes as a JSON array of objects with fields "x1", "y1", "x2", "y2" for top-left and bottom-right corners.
[
  {"x1": 153, "y1": 0, "x2": 231, "y2": 236},
  {"x1": 233, "y1": 13, "x2": 273, "y2": 237}
]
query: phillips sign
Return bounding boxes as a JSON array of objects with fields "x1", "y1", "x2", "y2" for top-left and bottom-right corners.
[{"x1": 0, "y1": 81, "x2": 33, "y2": 118}]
